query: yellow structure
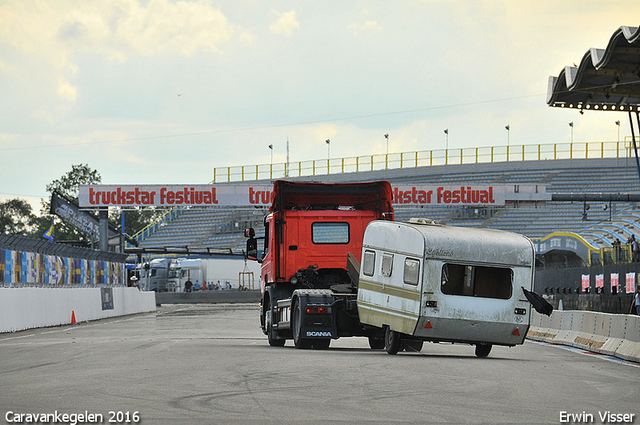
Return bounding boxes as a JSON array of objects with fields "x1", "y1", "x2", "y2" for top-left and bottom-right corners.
[{"x1": 212, "y1": 140, "x2": 635, "y2": 183}]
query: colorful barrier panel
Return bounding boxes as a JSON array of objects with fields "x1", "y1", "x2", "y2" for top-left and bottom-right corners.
[{"x1": 1, "y1": 249, "x2": 124, "y2": 286}]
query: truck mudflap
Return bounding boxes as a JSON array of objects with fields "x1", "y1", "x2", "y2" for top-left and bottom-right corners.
[{"x1": 276, "y1": 289, "x2": 337, "y2": 349}]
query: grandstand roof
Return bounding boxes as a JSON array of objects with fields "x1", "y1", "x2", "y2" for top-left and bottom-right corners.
[{"x1": 547, "y1": 25, "x2": 640, "y2": 112}]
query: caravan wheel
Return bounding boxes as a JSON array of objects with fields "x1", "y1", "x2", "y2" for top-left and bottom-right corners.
[
  {"x1": 384, "y1": 327, "x2": 401, "y2": 355},
  {"x1": 475, "y1": 343, "x2": 492, "y2": 358}
]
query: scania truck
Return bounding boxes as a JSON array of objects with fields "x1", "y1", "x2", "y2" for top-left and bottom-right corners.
[{"x1": 245, "y1": 180, "x2": 394, "y2": 349}]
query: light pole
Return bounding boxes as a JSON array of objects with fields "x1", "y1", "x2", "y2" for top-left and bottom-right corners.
[
  {"x1": 569, "y1": 122, "x2": 574, "y2": 143},
  {"x1": 268, "y1": 144, "x2": 273, "y2": 178},
  {"x1": 444, "y1": 129, "x2": 448, "y2": 150},
  {"x1": 616, "y1": 120, "x2": 621, "y2": 143},
  {"x1": 325, "y1": 139, "x2": 330, "y2": 172},
  {"x1": 268, "y1": 144, "x2": 273, "y2": 165},
  {"x1": 505, "y1": 125, "x2": 510, "y2": 146},
  {"x1": 384, "y1": 133, "x2": 389, "y2": 169}
]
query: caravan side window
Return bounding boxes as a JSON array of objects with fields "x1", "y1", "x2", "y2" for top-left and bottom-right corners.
[
  {"x1": 381, "y1": 253, "x2": 394, "y2": 277},
  {"x1": 441, "y1": 263, "x2": 512, "y2": 299},
  {"x1": 363, "y1": 250, "x2": 376, "y2": 277},
  {"x1": 403, "y1": 258, "x2": 420, "y2": 285}
]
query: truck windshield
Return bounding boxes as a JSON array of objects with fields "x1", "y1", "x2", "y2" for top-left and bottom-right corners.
[
  {"x1": 441, "y1": 263, "x2": 512, "y2": 299},
  {"x1": 312, "y1": 222, "x2": 350, "y2": 244}
]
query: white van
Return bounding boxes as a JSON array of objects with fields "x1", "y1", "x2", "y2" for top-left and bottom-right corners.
[{"x1": 356, "y1": 218, "x2": 535, "y2": 357}]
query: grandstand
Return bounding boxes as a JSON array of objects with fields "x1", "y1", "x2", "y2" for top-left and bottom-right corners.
[{"x1": 134, "y1": 155, "x2": 640, "y2": 268}]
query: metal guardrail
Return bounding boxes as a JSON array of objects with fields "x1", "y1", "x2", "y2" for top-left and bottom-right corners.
[
  {"x1": 212, "y1": 140, "x2": 635, "y2": 183},
  {"x1": 129, "y1": 206, "x2": 186, "y2": 247}
]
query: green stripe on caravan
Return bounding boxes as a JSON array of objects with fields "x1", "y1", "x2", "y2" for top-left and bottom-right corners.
[{"x1": 358, "y1": 279, "x2": 421, "y2": 301}]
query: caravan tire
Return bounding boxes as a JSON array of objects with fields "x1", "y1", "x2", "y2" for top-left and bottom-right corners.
[
  {"x1": 384, "y1": 327, "x2": 402, "y2": 355},
  {"x1": 402, "y1": 340, "x2": 423, "y2": 352},
  {"x1": 475, "y1": 343, "x2": 492, "y2": 358}
]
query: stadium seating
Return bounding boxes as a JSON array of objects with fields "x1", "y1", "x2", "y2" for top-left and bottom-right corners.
[{"x1": 135, "y1": 157, "x2": 640, "y2": 254}]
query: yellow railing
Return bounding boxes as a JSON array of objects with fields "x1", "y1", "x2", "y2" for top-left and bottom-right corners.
[{"x1": 212, "y1": 140, "x2": 636, "y2": 183}]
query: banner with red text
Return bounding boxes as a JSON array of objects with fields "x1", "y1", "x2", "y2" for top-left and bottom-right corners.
[
  {"x1": 79, "y1": 184, "x2": 538, "y2": 207},
  {"x1": 79, "y1": 185, "x2": 275, "y2": 207}
]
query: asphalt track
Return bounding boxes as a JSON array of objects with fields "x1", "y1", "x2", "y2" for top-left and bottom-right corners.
[{"x1": 1, "y1": 303, "x2": 639, "y2": 425}]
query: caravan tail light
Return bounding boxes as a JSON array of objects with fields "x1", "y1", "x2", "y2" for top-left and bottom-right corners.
[{"x1": 512, "y1": 328, "x2": 521, "y2": 336}]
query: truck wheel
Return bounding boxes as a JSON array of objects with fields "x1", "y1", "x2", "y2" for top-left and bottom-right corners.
[
  {"x1": 402, "y1": 340, "x2": 423, "y2": 352},
  {"x1": 266, "y1": 310, "x2": 285, "y2": 347},
  {"x1": 292, "y1": 299, "x2": 312, "y2": 349},
  {"x1": 313, "y1": 339, "x2": 331, "y2": 350},
  {"x1": 475, "y1": 343, "x2": 492, "y2": 358},
  {"x1": 368, "y1": 336, "x2": 385, "y2": 350},
  {"x1": 384, "y1": 327, "x2": 401, "y2": 355}
]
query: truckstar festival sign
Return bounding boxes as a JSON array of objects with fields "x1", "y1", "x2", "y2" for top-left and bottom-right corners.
[{"x1": 79, "y1": 184, "x2": 537, "y2": 208}]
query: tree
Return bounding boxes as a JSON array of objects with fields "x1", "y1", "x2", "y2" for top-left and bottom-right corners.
[
  {"x1": 0, "y1": 199, "x2": 37, "y2": 235},
  {"x1": 42, "y1": 164, "x2": 102, "y2": 242},
  {"x1": 109, "y1": 206, "x2": 166, "y2": 239},
  {"x1": 45, "y1": 163, "x2": 101, "y2": 201}
]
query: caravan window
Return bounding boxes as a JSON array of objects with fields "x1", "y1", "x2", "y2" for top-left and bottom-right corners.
[
  {"x1": 381, "y1": 253, "x2": 394, "y2": 277},
  {"x1": 403, "y1": 258, "x2": 420, "y2": 285},
  {"x1": 363, "y1": 250, "x2": 376, "y2": 277},
  {"x1": 312, "y1": 222, "x2": 350, "y2": 244},
  {"x1": 441, "y1": 263, "x2": 512, "y2": 299}
]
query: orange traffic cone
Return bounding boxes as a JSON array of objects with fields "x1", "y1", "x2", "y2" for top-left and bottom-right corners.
[{"x1": 71, "y1": 311, "x2": 77, "y2": 324}]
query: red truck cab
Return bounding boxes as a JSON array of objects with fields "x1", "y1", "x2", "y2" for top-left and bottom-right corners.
[{"x1": 245, "y1": 180, "x2": 394, "y2": 348}]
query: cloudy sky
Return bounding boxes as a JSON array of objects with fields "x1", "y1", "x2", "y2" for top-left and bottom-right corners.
[{"x1": 1, "y1": 1, "x2": 638, "y2": 210}]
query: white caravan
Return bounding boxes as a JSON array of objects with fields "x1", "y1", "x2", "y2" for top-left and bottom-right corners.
[{"x1": 356, "y1": 218, "x2": 535, "y2": 357}]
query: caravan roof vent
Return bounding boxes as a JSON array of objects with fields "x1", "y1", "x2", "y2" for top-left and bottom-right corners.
[{"x1": 408, "y1": 218, "x2": 440, "y2": 226}]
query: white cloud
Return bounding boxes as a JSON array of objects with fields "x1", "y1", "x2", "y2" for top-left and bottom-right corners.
[
  {"x1": 57, "y1": 76, "x2": 77, "y2": 102},
  {"x1": 348, "y1": 20, "x2": 382, "y2": 35},
  {"x1": 269, "y1": 10, "x2": 300, "y2": 37},
  {"x1": 0, "y1": 0, "x2": 237, "y2": 103}
]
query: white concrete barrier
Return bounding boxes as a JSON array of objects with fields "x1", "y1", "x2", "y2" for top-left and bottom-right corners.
[
  {"x1": 528, "y1": 310, "x2": 640, "y2": 363},
  {"x1": 0, "y1": 287, "x2": 156, "y2": 333},
  {"x1": 616, "y1": 315, "x2": 640, "y2": 362}
]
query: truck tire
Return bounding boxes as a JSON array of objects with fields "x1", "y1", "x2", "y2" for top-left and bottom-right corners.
[
  {"x1": 384, "y1": 327, "x2": 402, "y2": 355},
  {"x1": 368, "y1": 336, "x2": 385, "y2": 350},
  {"x1": 292, "y1": 299, "x2": 312, "y2": 349},
  {"x1": 313, "y1": 339, "x2": 331, "y2": 350},
  {"x1": 266, "y1": 311, "x2": 285, "y2": 347},
  {"x1": 475, "y1": 343, "x2": 492, "y2": 358}
]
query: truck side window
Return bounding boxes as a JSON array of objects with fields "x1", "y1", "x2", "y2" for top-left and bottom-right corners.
[
  {"x1": 403, "y1": 258, "x2": 420, "y2": 285},
  {"x1": 363, "y1": 250, "x2": 376, "y2": 276},
  {"x1": 381, "y1": 253, "x2": 393, "y2": 277},
  {"x1": 441, "y1": 263, "x2": 512, "y2": 299},
  {"x1": 263, "y1": 222, "x2": 269, "y2": 256}
]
